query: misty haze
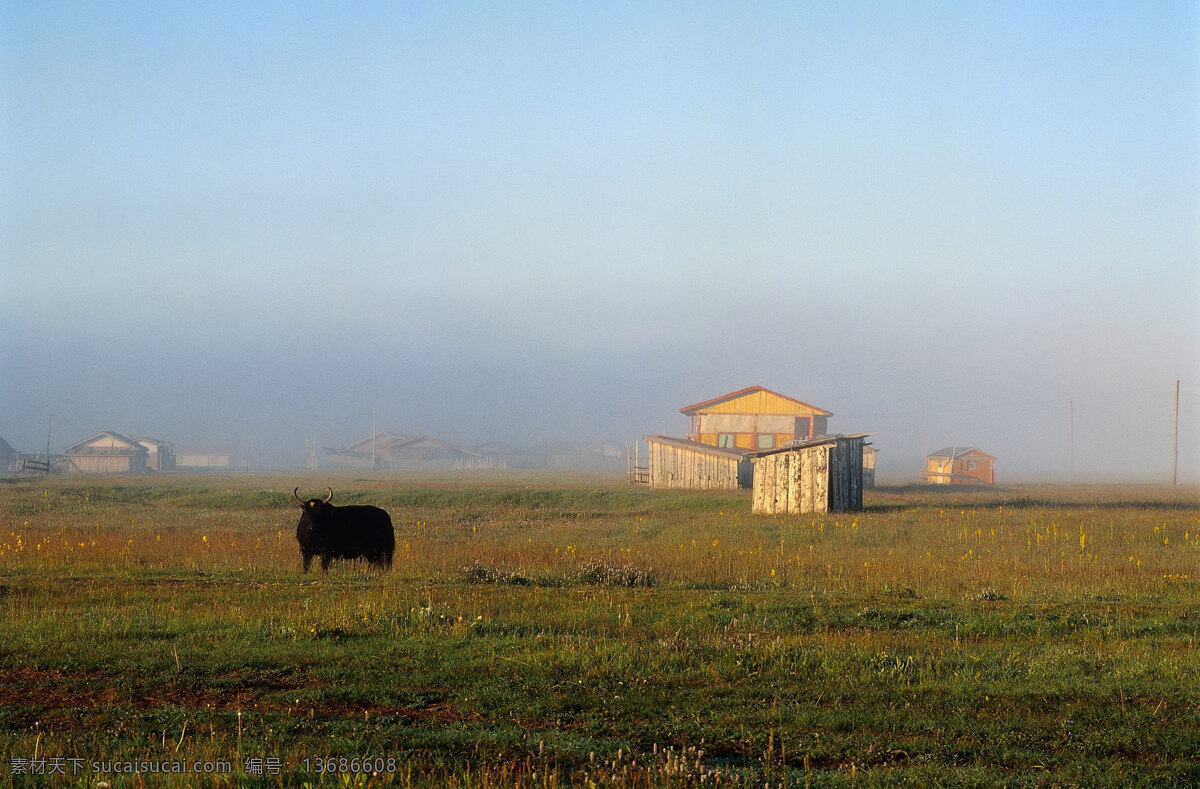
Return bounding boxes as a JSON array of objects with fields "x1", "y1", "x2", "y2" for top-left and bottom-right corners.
[{"x1": 1, "y1": 3, "x2": 1196, "y2": 483}]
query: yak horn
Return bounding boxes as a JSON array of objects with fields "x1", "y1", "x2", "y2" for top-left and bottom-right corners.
[
  {"x1": 292, "y1": 487, "x2": 305, "y2": 505},
  {"x1": 322, "y1": 487, "x2": 333, "y2": 503}
]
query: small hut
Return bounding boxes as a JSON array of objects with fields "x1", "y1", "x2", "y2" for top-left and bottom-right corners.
[
  {"x1": 923, "y1": 447, "x2": 995, "y2": 485},
  {"x1": 751, "y1": 434, "x2": 869, "y2": 515}
]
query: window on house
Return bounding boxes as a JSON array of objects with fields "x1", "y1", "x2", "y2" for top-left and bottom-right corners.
[
  {"x1": 757, "y1": 434, "x2": 775, "y2": 449},
  {"x1": 967, "y1": 460, "x2": 978, "y2": 471},
  {"x1": 794, "y1": 417, "x2": 811, "y2": 439},
  {"x1": 718, "y1": 434, "x2": 734, "y2": 448}
]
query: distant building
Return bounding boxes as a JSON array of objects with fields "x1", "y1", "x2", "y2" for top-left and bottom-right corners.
[
  {"x1": 324, "y1": 432, "x2": 402, "y2": 471},
  {"x1": 472, "y1": 441, "x2": 627, "y2": 472},
  {"x1": 474, "y1": 442, "x2": 541, "y2": 470},
  {"x1": 923, "y1": 447, "x2": 995, "y2": 485},
  {"x1": 377, "y1": 434, "x2": 490, "y2": 471},
  {"x1": 325, "y1": 433, "x2": 493, "y2": 471},
  {"x1": 62, "y1": 432, "x2": 148, "y2": 474},
  {"x1": 176, "y1": 447, "x2": 235, "y2": 470},
  {"x1": 0, "y1": 436, "x2": 17, "y2": 472},
  {"x1": 542, "y1": 440, "x2": 626, "y2": 472},
  {"x1": 324, "y1": 433, "x2": 626, "y2": 473},
  {"x1": 752, "y1": 434, "x2": 869, "y2": 514},
  {"x1": 862, "y1": 445, "x2": 877, "y2": 488},
  {"x1": 135, "y1": 437, "x2": 175, "y2": 472}
]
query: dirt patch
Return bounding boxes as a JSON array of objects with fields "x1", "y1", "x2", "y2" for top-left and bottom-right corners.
[{"x1": 0, "y1": 666, "x2": 480, "y2": 731}]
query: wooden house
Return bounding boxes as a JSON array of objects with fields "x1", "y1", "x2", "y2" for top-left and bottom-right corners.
[
  {"x1": 641, "y1": 386, "x2": 835, "y2": 490},
  {"x1": 923, "y1": 447, "x2": 995, "y2": 485},
  {"x1": 377, "y1": 434, "x2": 490, "y2": 471},
  {"x1": 325, "y1": 432, "x2": 403, "y2": 471},
  {"x1": 681, "y1": 386, "x2": 832, "y2": 452},
  {"x1": 751, "y1": 434, "x2": 869, "y2": 515},
  {"x1": 62, "y1": 432, "x2": 149, "y2": 474},
  {"x1": 643, "y1": 435, "x2": 753, "y2": 489},
  {"x1": 135, "y1": 437, "x2": 175, "y2": 472}
]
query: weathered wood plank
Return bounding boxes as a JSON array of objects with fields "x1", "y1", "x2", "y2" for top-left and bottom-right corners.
[{"x1": 751, "y1": 436, "x2": 867, "y2": 515}]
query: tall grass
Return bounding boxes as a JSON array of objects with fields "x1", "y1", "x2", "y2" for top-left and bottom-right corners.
[
  {"x1": 0, "y1": 475, "x2": 1197, "y2": 786},
  {"x1": 3, "y1": 477, "x2": 1194, "y2": 597}
]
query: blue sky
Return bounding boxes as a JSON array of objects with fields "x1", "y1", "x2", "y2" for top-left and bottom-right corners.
[{"x1": 2, "y1": 1, "x2": 1197, "y2": 479}]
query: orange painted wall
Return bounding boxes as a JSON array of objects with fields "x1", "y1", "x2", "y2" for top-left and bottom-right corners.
[
  {"x1": 925, "y1": 452, "x2": 994, "y2": 484},
  {"x1": 689, "y1": 389, "x2": 831, "y2": 450},
  {"x1": 698, "y1": 432, "x2": 806, "y2": 450},
  {"x1": 955, "y1": 455, "x2": 994, "y2": 484}
]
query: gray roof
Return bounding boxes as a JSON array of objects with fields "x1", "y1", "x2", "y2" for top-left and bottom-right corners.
[
  {"x1": 63, "y1": 431, "x2": 146, "y2": 455},
  {"x1": 643, "y1": 435, "x2": 752, "y2": 460},
  {"x1": 927, "y1": 447, "x2": 993, "y2": 459}
]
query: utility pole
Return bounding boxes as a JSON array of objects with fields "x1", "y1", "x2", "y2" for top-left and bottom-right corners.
[
  {"x1": 1069, "y1": 400, "x2": 1074, "y2": 478},
  {"x1": 1173, "y1": 380, "x2": 1180, "y2": 486}
]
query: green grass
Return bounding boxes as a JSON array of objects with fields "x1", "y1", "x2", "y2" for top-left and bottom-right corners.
[{"x1": 0, "y1": 474, "x2": 1197, "y2": 786}]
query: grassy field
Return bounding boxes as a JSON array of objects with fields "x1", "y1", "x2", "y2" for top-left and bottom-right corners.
[{"x1": 0, "y1": 473, "x2": 1197, "y2": 787}]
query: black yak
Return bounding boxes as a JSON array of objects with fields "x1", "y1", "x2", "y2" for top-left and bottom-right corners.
[{"x1": 292, "y1": 487, "x2": 395, "y2": 572}]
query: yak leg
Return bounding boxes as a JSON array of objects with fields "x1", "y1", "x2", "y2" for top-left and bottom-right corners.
[
  {"x1": 321, "y1": 554, "x2": 332, "y2": 572},
  {"x1": 302, "y1": 552, "x2": 313, "y2": 573}
]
